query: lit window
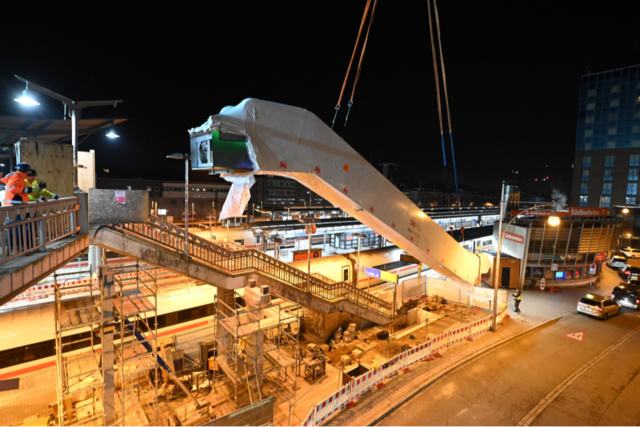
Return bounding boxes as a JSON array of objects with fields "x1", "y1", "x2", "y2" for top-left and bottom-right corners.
[
  {"x1": 582, "y1": 169, "x2": 590, "y2": 181},
  {"x1": 579, "y1": 196, "x2": 588, "y2": 207},
  {"x1": 610, "y1": 99, "x2": 619, "y2": 107},
  {"x1": 584, "y1": 129, "x2": 593, "y2": 137},
  {"x1": 586, "y1": 116, "x2": 594, "y2": 124},
  {"x1": 629, "y1": 169, "x2": 638, "y2": 181},
  {"x1": 588, "y1": 89, "x2": 597, "y2": 96},
  {"x1": 582, "y1": 157, "x2": 591, "y2": 167},
  {"x1": 628, "y1": 183, "x2": 637, "y2": 195},
  {"x1": 580, "y1": 183, "x2": 588, "y2": 194},
  {"x1": 602, "y1": 183, "x2": 612, "y2": 194},
  {"x1": 608, "y1": 128, "x2": 617, "y2": 135},
  {"x1": 631, "y1": 154, "x2": 640, "y2": 167},
  {"x1": 611, "y1": 85, "x2": 620, "y2": 93},
  {"x1": 605, "y1": 155, "x2": 615, "y2": 167},
  {"x1": 600, "y1": 196, "x2": 611, "y2": 208},
  {"x1": 626, "y1": 197, "x2": 636, "y2": 205},
  {"x1": 609, "y1": 113, "x2": 618, "y2": 121},
  {"x1": 587, "y1": 103, "x2": 596, "y2": 110},
  {"x1": 603, "y1": 169, "x2": 613, "y2": 181}
]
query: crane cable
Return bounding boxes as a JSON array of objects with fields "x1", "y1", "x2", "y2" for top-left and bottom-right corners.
[
  {"x1": 344, "y1": 0, "x2": 379, "y2": 128},
  {"x1": 332, "y1": 0, "x2": 372, "y2": 130},
  {"x1": 427, "y1": 0, "x2": 447, "y2": 168},
  {"x1": 434, "y1": 0, "x2": 459, "y2": 193}
]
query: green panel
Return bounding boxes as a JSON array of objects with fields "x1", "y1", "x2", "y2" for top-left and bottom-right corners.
[{"x1": 211, "y1": 130, "x2": 253, "y2": 171}]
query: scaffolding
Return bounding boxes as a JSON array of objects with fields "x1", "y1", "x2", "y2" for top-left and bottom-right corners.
[
  {"x1": 53, "y1": 260, "x2": 161, "y2": 427},
  {"x1": 53, "y1": 269, "x2": 105, "y2": 426},
  {"x1": 110, "y1": 262, "x2": 160, "y2": 426},
  {"x1": 213, "y1": 289, "x2": 301, "y2": 409}
]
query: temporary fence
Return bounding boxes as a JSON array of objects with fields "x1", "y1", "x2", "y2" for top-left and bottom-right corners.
[{"x1": 302, "y1": 288, "x2": 509, "y2": 426}]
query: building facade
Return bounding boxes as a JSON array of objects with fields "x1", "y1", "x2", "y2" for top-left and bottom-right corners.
[
  {"x1": 250, "y1": 176, "x2": 329, "y2": 208},
  {"x1": 571, "y1": 64, "x2": 640, "y2": 209}
]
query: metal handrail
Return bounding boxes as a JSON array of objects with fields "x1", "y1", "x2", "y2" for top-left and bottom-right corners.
[
  {"x1": 119, "y1": 216, "x2": 393, "y2": 318},
  {"x1": 0, "y1": 197, "x2": 80, "y2": 264}
]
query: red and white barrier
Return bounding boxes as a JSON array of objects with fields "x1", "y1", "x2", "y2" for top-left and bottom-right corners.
[
  {"x1": 303, "y1": 307, "x2": 509, "y2": 426},
  {"x1": 312, "y1": 385, "x2": 352, "y2": 425}
]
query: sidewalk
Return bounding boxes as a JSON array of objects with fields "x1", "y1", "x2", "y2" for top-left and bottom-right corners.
[{"x1": 308, "y1": 267, "x2": 623, "y2": 426}]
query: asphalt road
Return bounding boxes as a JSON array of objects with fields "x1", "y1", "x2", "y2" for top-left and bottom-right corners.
[{"x1": 377, "y1": 262, "x2": 640, "y2": 426}]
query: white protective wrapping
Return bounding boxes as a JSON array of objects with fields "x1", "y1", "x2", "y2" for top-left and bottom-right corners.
[
  {"x1": 218, "y1": 174, "x2": 255, "y2": 221},
  {"x1": 188, "y1": 99, "x2": 491, "y2": 287}
]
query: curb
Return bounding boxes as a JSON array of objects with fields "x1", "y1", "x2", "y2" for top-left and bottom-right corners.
[{"x1": 360, "y1": 310, "x2": 576, "y2": 427}]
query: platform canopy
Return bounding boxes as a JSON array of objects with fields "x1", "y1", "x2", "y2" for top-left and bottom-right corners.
[{"x1": 0, "y1": 116, "x2": 127, "y2": 147}]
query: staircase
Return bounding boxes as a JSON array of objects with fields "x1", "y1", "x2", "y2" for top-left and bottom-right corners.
[{"x1": 91, "y1": 216, "x2": 394, "y2": 325}]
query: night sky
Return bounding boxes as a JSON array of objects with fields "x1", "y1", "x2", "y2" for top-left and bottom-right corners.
[{"x1": 1, "y1": 1, "x2": 640, "y2": 198}]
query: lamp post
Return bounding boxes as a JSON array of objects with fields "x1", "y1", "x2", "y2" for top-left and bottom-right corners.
[
  {"x1": 353, "y1": 233, "x2": 367, "y2": 287},
  {"x1": 491, "y1": 182, "x2": 559, "y2": 332},
  {"x1": 13, "y1": 76, "x2": 123, "y2": 189},
  {"x1": 167, "y1": 153, "x2": 190, "y2": 258}
]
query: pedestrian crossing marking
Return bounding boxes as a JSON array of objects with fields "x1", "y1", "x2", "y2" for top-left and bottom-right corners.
[{"x1": 564, "y1": 331, "x2": 585, "y2": 342}]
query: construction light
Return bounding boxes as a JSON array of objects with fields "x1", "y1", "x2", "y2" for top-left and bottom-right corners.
[{"x1": 623, "y1": 208, "x2": 630, "y2": 214}]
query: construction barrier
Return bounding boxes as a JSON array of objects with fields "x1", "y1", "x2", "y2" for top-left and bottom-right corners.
[{"x1": 301, "y1": 301, "x2": 507, "y2": 426}]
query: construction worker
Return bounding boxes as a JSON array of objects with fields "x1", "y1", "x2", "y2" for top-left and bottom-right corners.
[
  {"x1": 1, "y1": 163, "x2": 33, "y2": 205},
  {"x1": 24, "y1": 169, "x2": 59, "y2": 202},
  {"x1": 512, "y1": 289, "x2": 522, "y2": 314}
]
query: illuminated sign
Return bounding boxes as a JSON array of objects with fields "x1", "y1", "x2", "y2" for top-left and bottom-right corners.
[
  {"x1": 513, "y1": 207, "x2": 609, "y2": 217},
  {"x1": 293, "y1": 249, "x2": 323, "y2": 261}
]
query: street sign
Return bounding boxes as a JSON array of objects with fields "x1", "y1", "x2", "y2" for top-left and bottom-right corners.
[
  {"x1": 589, "y1": 265, "x2": 597, "y2": 275},
  {"x1": 540, "y1": 278, "x2": 546, "y2": 290},
  {"x1": 551, "y1": 264, "x2": 558, "y2": 271},
  {"x1": 356, "y1": 264, "x2": 398, "y2": 284},
  {"x1": 564, "y1": 331, "x2": 585, "y2": 342}
]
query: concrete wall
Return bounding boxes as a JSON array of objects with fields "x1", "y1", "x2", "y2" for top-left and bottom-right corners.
[{"x1": 89, "y1": 189, "x2": 149, "y2": 225}]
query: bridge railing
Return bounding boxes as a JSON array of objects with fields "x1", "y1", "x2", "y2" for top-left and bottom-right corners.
[
  {"x1": 0, "y1": 197, "x2": 80, "y2": 264},
  {"x1": 120, "y1": 216, "x2": 393, "y2": 318}
]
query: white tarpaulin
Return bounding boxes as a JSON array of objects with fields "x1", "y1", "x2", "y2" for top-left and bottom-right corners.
[
  {"x1": 188, "y1": 99, "x2": 491, "y2": 288},
  {"x1": 218, "y1": 174, "x2": 255, "y2": 221}
]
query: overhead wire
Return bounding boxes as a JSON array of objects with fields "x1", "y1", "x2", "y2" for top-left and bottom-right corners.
[
  {"x1": 434, "y1": 0, "x2": 459, "y2": 193},
  {"x1": 332, "y1": 0, "x2": 372, "y2": 130},
  {"x1": 344, "y1": 0, "x2": 379, "y2": 128},
  {"x1": 427, "y1": 0, "x2": 447, "y2": 168}
]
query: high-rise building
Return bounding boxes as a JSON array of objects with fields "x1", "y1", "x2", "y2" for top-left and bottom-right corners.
[{"x1": 571, "y1": 64, "x2": 640, "y2": 209}]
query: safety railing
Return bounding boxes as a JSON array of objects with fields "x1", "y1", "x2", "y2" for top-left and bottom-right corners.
[
  {"x1": 0, "y1": 197, "x2": 80, "y2": 265},
  {"x1": 118, "y1": 216, "x2": 393, "y2": 318}
]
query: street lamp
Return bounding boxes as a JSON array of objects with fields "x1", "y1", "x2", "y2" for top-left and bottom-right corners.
[
  {"x1": 167, "y1": 153, "x2": 191, "y2": 258},
  {"x1": 13, "y1": 76, "x2": 123, "y2": 189},
  {"x1": 492, "y1": 182, "x2": 559, "y2": 332}
]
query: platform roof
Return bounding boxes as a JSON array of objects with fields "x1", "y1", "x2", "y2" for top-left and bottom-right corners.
[{"x1": 0, "y1": 116, "x2": 127, "y2": 147}]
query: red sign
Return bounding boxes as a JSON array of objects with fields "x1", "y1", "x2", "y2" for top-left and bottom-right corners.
[
  {"x1": 115, "y1": 190, "x2": 126, "y2": 205},
  {"x1": 504, "y1": 232, "x2": 524, "y2": 244},
  {"x1": 594, "y1": 252, "x2": 607, "y2": 262},
  {"x1": 293, "y1": 249, "x2": 323, "y2": 261},
  {"x1": 513, "y1": 207, "x2": 609, "y2": 217},
  {"x1": 565, "y1": 331, "x2": 585, "y2": 342}
]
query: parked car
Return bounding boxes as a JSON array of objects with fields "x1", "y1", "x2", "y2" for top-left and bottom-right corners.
[
  {"x1": 618, "y1": 265, "x2": 640, "y2": 281},
  {"x1": 611, "y1": 284, "x2": 640, "y2": 310},
  {"x1": 577, "y1": 294, "x2": 621, "y2": 320},
  {"x1": 608, "y1": 254, "x2": 628, "y2": 269},
  {"x1": 621, "y1": 247, "x2": 640, "y2": 259}
]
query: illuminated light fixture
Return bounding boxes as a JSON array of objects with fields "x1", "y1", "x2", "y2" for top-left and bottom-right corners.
[
  {"x1": 623, "y1": 208, "x2": 630, "y2": 214},
  {"x1": 548, "y1": 216, "x2": 560, "y2": 226},
  {"x1": 13, "y1": 82, "x2": 39, "y2": 106},
  {"x1": 106, "y1": 126, "x2": 120, "y2": 138}
]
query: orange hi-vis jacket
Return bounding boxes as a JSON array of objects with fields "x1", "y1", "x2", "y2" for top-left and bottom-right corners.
[{"x1": 1, "y1": 171, "x2": 30, "y2": 205}]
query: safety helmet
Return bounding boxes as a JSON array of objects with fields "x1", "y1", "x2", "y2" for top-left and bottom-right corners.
[
  {"x1": 15, "y1": 163, "x2": 32, "y2": 173},
  {"x1": 27, "y1": 169, "x2": 37, "y2": 177}
]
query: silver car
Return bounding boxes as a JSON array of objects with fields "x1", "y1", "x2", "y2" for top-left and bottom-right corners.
[
  {"x1": 607, "y1": 255, "x2": 627, "y2": 269},
  {"x1": 577, "y1": 294, "x2": 621, "y2": 320}
]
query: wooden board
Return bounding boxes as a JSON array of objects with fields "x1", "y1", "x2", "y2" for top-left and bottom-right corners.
[
  {"x1": 17, "y1": 140, "x2": 74, "y2": 197},
  {"x1": 78, "y1": 150, "x2": 96, "y2": 192}
]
